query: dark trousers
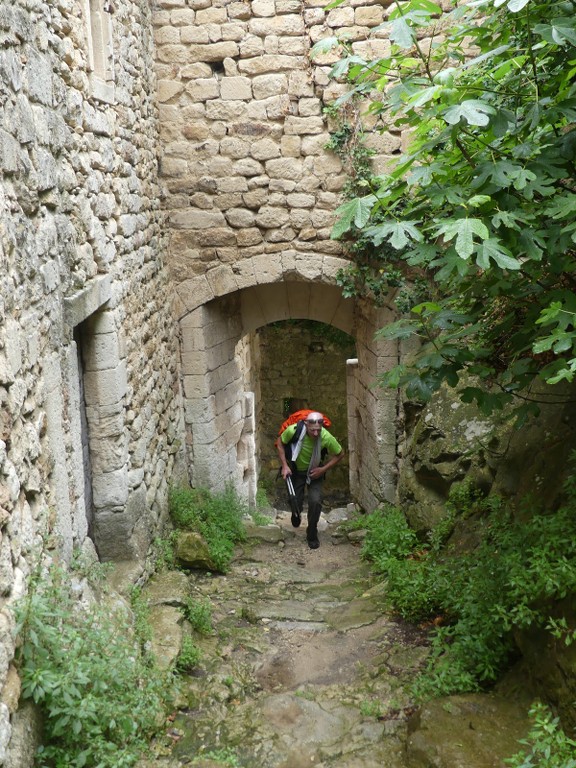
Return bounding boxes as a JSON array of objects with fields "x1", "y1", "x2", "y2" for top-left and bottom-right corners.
[{"x1": 291, "y1": 471, "x2": 323, "y2": 540}]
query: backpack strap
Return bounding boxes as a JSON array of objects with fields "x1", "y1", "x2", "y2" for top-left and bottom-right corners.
[{"x1": 283, "y1": 420, "x2": 305, "y2": 471}]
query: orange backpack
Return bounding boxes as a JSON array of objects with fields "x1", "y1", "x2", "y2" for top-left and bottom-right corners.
[{"x1": 277, "y1": 409, "x2": 332, "y2": 440}]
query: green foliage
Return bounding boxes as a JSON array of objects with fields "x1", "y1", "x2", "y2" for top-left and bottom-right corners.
[
  {"x1": 318, "y1": 0, "x2": 576, "y2": 410},
  {"x1": 359, "y1": 699, "x2": 384, "y2": 718},
  {"x1": 324, "y1": 104, "x2": 375, "y2": 198},
  {"x1": 182, "y1": 597, "x2": 213, "y2": 635},
  {"x1": 358, "y1": 505, "x2": 419, "y2": 564},
  {"x1": 506, "y1": 701, "x2": 576, "y2": 768},
  {"x1": 190, "y1": 747, "x2": 241, "y2": 767},
  {"x1": 359, "y1": 483, "x2": 576, "y2": 699},
  {"x1": 130, "y1": 586, "x2": 154, "y2": 646},
  {"x1": 15, "y1": 563, "x2": 169, "y2": 768},
  {"x1": 175, "y1": 636, "x2": 202, "y2": 673},
  {"x1": 250, "y1": 508, "x2": 272, "y2": 526},
  {"x1": 169, "y1": 485, "x2": 247, "y2": 572},
  {"x1": 153, "y1": 532, "x2": 178, "y2": 572}
]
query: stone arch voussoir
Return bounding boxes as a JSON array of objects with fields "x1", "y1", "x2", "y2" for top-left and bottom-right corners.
[{"x1": 174, "y1": 253, "x2": 352, "y2": 320}]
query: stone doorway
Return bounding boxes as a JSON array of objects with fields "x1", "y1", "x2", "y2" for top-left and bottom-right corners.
[
  {"x1": 256, "y1": 320, "x2": 356, "y2": 508},
  {"x1": 178, "y1": 275, "x2": 400, "y2": 513}
]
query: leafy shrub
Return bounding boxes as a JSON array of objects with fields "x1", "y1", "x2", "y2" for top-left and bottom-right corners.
[
  {"x1": 357, "y1": 505, "x2": 419, "y2": 563},
  {"x1": 183, "y1": 597, "x2": 212, "y2": 635},
  {"x1": 15, "y1": 563, "x2": 169, "y2": 768},
  {"x1": 153, "y1": 532, "x2": 178, "y2": 572},
  {"x1": 169, "y1": 485, "x2": 247, "y2": 572},
  {"x1": 175, "y1": 636, "x2": 202, "y2": 672},
  {"x1": 360, "y1": 484, "x2": 576, "y2": 699},
  {"x1": 506, "y1": 702, "x2": 576, "y2": 768}
]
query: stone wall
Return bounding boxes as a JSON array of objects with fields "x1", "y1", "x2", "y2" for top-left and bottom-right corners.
[
  {"x1": 153, "y1": 0, "x2": 396, "y2": 281},
  {"x1": 153, "y1": 0, "x2": 406, "y2": 511},
  {"x1": 0, "y1": 0, "x2": 184, "y2": 760}
]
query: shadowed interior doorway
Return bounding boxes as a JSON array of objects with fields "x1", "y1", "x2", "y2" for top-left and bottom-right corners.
[{"x1": 255, "y1": 320, "x2": 356, "y2": 509}]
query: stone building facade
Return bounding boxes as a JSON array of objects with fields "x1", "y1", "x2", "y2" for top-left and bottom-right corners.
[
  {"x1": 0, "y1": 0, "x2": 186, "y2": 759},
  {"x1": 153, "y1": 0, "x2": 402, "y2": 514},
  {"x1": 0, "y1": 0, "x2": 407, "y2": 761}
]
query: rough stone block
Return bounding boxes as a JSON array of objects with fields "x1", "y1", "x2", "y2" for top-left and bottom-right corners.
[
  {"x1": 220, "y1": 137, "x2": 250, "y2": 158},
  {"x1": 222, "y1": 24, "x2": 246, "y2": 42},
  {"x1": 229, "y1": 2, "x2": 251, "y2": 20},
  {"x1": 205, "y1": 100, "x2": 247, "y2": 120},
  {"x1": 171, "y1": 8, "x2": 196, "y2": 25},
  {"x1": 251, "y1": 253, "x2": 284, "y2": 284},
  {"x1": 83, "y1": 362, "x2": 127, "y2": 408},
  {"x1": 299, "y1": 97, "x2": 321, "y2": 116},
  {"x1": 249, "y1": 15, "x2": 305, "y2": 36},
  {"x1": 355, "y1": 6, "x2": 385, "y2": 25},
  {"x1": 170, "y1": 208, "x2": 226, "y2": 229},
  {"x1": 217, "y1": 176, "x2": 249, "y2": 193},
  {"x1": 186, "y1": 41, "x2": 239, "y2": 62},
  {"x1": 156, "y1": 43, "x2": 189, "y2": 63},
  {"x1": 182, "y1": 373, "x2": 211, "y2": 399},
  {"x1": 225, "y1": 208, "x2": 255, "y2": 228},
  {"x1": 284, "y1": 116, "x2": 325, "y2": 135},
  {"x1": 185, "y1": 78, "x2": 220, "y2": 100},
  {"x1": 251, "y1": 0, "x2": 275, "y2": 16},
  {"x1": 234, "y1": 227, "x2": 262, "y2": 248},
  {"x1": 221, "y1": 76, "x2": 252, "y2": 100},
  {"x1": 195, "y1": 6, "x2": 227, "y2": 23},
  {"x1": 255, "y1": 206, "x2": 290, "y2": 228},
  {"x1": 176, "y1": 277, "x2": 215, "y2": 312},
  {"x1": 252, "y1": 73, "x2": 288, "y2": 100},
  {"x1": 264, "y1": 157, "x2": 303, "y2": 180},
  {"x1": 238, "y1": 54, "x2": 304, "y2": 75},
  {"x1": 83, "y1": 331, "x2": 120, "y2": 372},
  {"x1": 327, "y1": 7, "x2": 355, "y2": 26},
  {"x1": 92, "y1": 467, "x2": 129, "y2": 508},
  {"x1": 195, "y1": 227, "x2": 237, "y2": 246},
  {"x1": 206, "y1": 265, "x2": 239, "y2": 297},
  {"x1": 286, "y1": 192, "x2": 315, "y2": 208}
]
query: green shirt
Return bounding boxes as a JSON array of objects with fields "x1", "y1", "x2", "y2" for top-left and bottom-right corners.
[{"x1": 281, "y1": 424, "x2": 343, "y2": 472}]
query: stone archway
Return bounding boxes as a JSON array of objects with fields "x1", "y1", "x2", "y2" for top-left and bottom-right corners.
[{"x1": 177, "y1": 255, "x2": 400, "y2": 511}]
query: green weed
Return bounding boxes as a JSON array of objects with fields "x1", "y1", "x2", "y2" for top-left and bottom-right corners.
[
  {"x1": 192, "y1": 747, "x2": 241, "y2": 767},
  {"x1": 183, "y1": 597, "x2": 212, "y2": 635},
  {"x1": 175, "y1": 636, "x2": 202, "y2": 672},
  {"x1": 506, "y1": 702, "x2": 576, "y2": 768},
  {"x1": 359, "y1": 483, "x2": 576, "y2": 701},
  {"x1": 153, "y1": 532, "x2": 177, "y2": 571},
  {"x1": 359, "y1": 700, "x2": 383, "y2": 719},
  {"x1": 169, "y1": 485, "x2": 247, "y2": 572},
  {"x1": 15, "y1": 562, "x2": 169, "y2": 768}
]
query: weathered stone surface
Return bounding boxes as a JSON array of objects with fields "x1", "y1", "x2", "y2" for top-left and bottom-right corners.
[
  {"x1": 148, "y1": 604, "x2": 184, "y2": 670},
  {"x1": 175, "y1": 530, "x2": 219, "y2": 571},
  {"x1": 406, "y1": 694, "x2": 531, "y2": 768}
]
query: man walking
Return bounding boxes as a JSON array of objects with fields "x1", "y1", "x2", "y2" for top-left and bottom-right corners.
[{"x1": 277, "y1": 412, "x2": 344, "y2": 549}]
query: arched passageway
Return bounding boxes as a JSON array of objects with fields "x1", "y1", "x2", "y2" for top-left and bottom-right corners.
[
  {"x1": 256, "y1": 319, "x2": 355, "y2": 507},
  {"x1": 177, "y1": 257, "x2": 400, "y2": 512}
]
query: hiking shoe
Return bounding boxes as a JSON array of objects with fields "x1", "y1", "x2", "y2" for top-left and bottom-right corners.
[
  {"x1": 291, "y1": 510, "x2": 301, "y2": 528},
  {"x1": 307, "y1": 538, "x2": 320, "y2": 549}
]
